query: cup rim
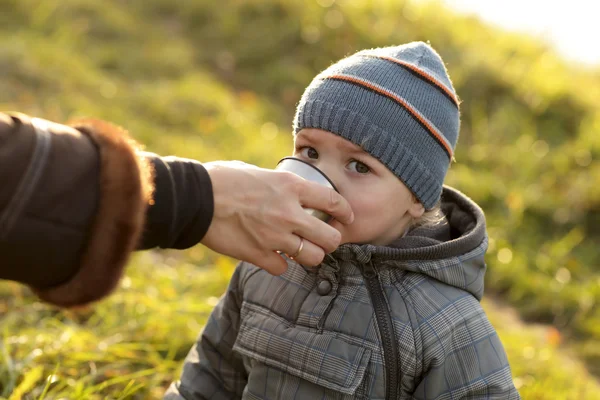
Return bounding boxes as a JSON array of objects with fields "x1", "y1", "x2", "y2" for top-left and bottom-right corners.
[{"x1": 277, "y1": 156, "x2": 339, "y2": 192}]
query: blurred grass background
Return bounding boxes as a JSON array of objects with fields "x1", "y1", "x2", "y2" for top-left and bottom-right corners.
[{"x1": 0, "y1": 0, "x2": 598, "y2": 398}]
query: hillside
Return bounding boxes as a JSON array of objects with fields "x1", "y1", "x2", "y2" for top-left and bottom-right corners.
[{"x1": 1, "y1": 0, "x2": 599, "y2": 397}]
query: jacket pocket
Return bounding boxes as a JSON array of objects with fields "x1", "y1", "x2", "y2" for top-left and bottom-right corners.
[{"x1": 233, "y1": 302, "x2": 372, "y2": 396}]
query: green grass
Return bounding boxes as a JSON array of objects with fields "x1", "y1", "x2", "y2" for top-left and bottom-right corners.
[
  {"x1": 0, "y1": 252, "x2": 236, "y2": 399},
  {"x1": 0, "y1": 256, "x2": 598, "y2": 399},
  {"x1": 1, "y1": 0, "x2": 599, "y2": 397},
  {"x1": 482, "y1": 298, "x2": 600, "y2": 399}
]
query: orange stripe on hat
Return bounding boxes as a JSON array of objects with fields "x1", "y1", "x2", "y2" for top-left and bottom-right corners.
[
  {"x1": 363, "y1": 54, "x2": 459, "y2": 108},
  {"x1": 325, "y1": 74, "x2": 454, "y2": 159}
]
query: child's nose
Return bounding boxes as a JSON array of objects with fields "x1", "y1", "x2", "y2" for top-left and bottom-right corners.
[{"x1": 315, "y1": 162, "x2": 339, "y2": 189}]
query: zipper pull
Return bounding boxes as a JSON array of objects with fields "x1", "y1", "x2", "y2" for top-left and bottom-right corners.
[
  {"x1": 324, "y1": 253, "x2": 340, "y2": 272},
  {"x1": 363, "y1": 261, "x2": 378, "y2": 279}
]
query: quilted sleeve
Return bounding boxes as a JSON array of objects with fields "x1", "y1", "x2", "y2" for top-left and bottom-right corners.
[
  {"x1": 164, "y1": 263, "x2": 249, "y2": 399},
  {"x1": 412, "y1": 294, "x2": 520, "y2": 399}
]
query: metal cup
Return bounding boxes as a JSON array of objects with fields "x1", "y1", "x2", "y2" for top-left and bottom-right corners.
[{"x1": 275, "y1": 157, "x2": 338, "y2": 223}]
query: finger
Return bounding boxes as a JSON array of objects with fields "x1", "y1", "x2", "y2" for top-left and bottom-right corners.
[
  {"x1": 250, "y1": 251, "x2": 289, "y2": 276},
  {"x1": 290, "y1": 238, "x2": 326, "y2": 267},
  {"x1": 277, "y1": 234, "x2": 325, "y2": 267},
  {"x1": 292, "y1": 211, "x2": 341, "y2": 254},
  {"x1": 298, "y1": 182, "x2": 354, "y2": 224},
  {"x1": 282, "y1": 234, "x2": 305, "y2": 258}
]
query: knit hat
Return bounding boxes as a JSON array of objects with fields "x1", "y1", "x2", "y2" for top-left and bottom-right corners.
[{"x1": 293, "y1": 41, "x2": 460, "y2": 209}]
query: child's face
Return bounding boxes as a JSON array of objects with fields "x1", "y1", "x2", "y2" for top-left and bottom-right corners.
[{"x1": 294, "y1": 128, "x2": 424, "y2": 246}]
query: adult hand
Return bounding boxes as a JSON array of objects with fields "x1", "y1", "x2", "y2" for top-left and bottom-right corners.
[{"x1": 200, "y1": 161, "x2": 354, "y2": 275}]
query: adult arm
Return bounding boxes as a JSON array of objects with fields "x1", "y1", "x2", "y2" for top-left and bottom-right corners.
[
  {"x1": 137, "y1": 157, "x2": 355, "y2": 272},
  {"x1": 0, "y1": 113, "x2": 153, "y2": 307},
  {"x1": 0, "y1": 113, "x2": 353, "y2": 308},
  {"x1": 0, "y1": 113, "x2": 217, "y2": 307}
]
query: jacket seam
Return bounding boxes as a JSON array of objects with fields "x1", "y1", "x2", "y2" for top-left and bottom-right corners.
[
  {"x1": 240, "y1": 298, "x2": 383, "y2": 353},
  {"x1": 393, "y1": 274, "x2": 425, "y2": 384},
  {"x1": 239, "y1": 262, "x2": 263, "y2": 288},
  {"x1": 0, "y1": 118, "x2": 52, "y2": 239}
]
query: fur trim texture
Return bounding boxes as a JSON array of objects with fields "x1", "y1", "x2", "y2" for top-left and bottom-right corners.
[{"x1": 34, "y1": 119, "x2": 154, "y2": 307}]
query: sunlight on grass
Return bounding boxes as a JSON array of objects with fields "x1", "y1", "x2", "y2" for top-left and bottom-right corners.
[
  {"x1": 483, "y1": 299, "x2": 600, "y2": 399},
  {"x1": 0, "y1": 257, "x2": 598, "y2": 398},
  {"x1": 0, "y1": 253, "x2": 233, "y2": 398}
]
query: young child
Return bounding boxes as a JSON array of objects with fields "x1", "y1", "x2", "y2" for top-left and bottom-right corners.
[{"x1": 165, "y1": 42, "x2": 520, "y2": 399}]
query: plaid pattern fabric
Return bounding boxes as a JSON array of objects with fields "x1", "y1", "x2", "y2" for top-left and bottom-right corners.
[
  {"x1": 165, "y1": 189, "x2": 519, "y2": 399},
  {"x1": 165, "y1": 243, "x2": 519, "y2": 399}
]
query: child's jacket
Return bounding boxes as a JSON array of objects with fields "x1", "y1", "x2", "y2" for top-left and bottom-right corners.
[{"x1": 165, "y1": 187, "x2": 520, "y2": 399}]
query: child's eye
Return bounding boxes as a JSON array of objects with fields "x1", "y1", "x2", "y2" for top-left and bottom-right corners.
[
  {"x1": 298, "y1": 146, "x2": 319, "y2": 159},
  {"x1": 348, "y1": 160, "x2": 370, "y2": 174}
]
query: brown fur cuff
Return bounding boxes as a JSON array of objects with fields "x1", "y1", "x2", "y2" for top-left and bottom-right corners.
[{"x1": 34, "y1": 119, "x2": 154, "y2": 307}]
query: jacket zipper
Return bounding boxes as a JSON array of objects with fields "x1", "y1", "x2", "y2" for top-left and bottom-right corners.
[{"x1": 362, "y1": 261, "x2": 398, "y2": 400}]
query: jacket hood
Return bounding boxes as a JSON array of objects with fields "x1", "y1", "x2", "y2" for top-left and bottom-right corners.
[{"x1": 332, "y1": 186, "x2": 488, "y2": 300}]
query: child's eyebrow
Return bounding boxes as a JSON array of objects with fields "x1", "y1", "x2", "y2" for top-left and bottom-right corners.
[
  {"x1": 297, "y1": 131, "x2": 367, "y2": 155},
  {"x1": 336, "y1": 139, "x2": 366, "y2": 155},
  {"x1": 295, "y1": 133, "x2": 312, "y2": 143}
]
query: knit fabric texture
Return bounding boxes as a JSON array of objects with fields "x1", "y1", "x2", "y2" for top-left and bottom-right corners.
[{"x1": 293, "y1": 41, "x2": 460, "y2": 209}]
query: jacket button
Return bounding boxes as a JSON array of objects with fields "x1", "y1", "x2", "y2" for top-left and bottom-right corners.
[{"x1": 317, "y1": 279, "x2": 332, "y2": 296}]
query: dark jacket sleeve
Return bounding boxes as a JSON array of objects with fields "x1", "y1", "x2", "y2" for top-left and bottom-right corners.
[
  {"x1": 136, "y1": 153, "x2": 214, "y2": 250},
  {"x1": 0, "y1": 112, "x2": 214, "y2": 308}
]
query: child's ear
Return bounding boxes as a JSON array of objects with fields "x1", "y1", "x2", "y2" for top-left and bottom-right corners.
[{"x1": 408, "y1": 199, "x2": 425, "y2": 219}]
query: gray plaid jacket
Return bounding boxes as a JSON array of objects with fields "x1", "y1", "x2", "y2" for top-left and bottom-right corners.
[{"x1": 165, "y1": 187, "x2": 520, "y2": 399}]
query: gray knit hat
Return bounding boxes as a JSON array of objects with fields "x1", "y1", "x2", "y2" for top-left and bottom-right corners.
[{"x1": 293, "y1": 41, "x2": 460, "y2": 209}]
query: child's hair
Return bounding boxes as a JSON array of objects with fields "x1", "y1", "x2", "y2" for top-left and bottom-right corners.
[
  {"x1": 412, "y1": 200, "x2": 446, "y2": 229},
  {"x1": 293, "y1": 41, "x2": 460, "y2": 211}
]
